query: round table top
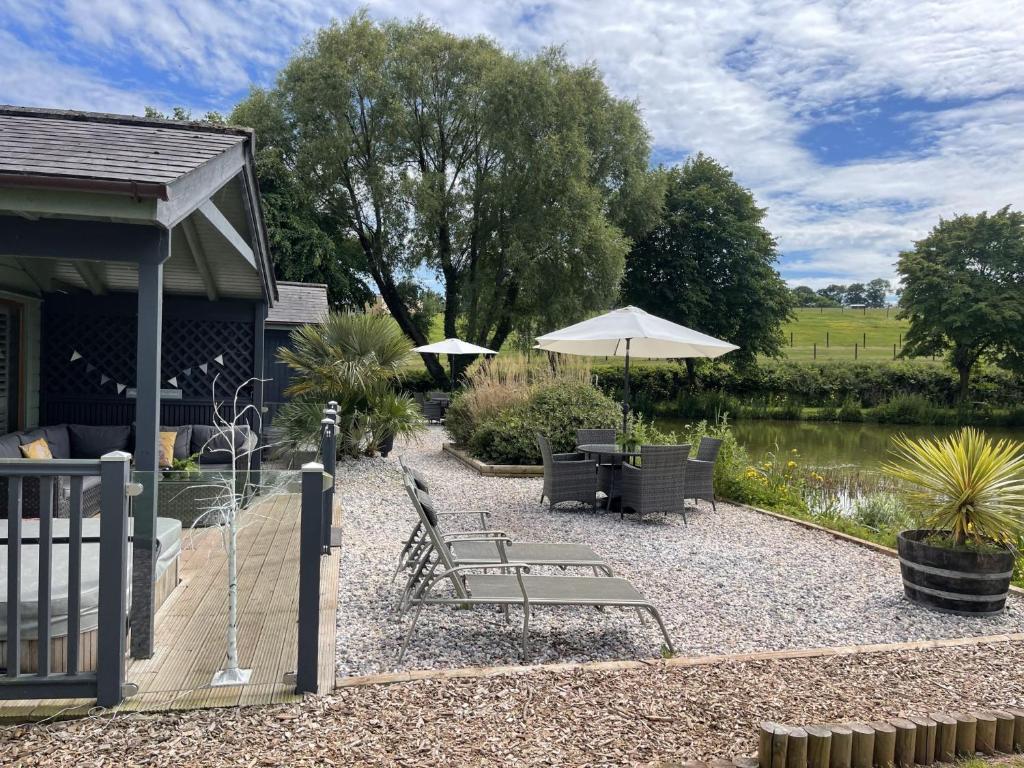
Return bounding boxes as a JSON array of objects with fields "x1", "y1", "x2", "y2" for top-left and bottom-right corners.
[{"x1": 576, "y1": 443, "x2": 639, "y2": 457}]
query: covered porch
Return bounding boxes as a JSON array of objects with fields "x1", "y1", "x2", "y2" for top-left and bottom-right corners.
[{"x1": 0, "y1": 106, "x2": 276, "y2": 663}]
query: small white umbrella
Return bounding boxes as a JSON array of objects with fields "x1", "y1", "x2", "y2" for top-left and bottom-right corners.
[
  {"x1": 413, "y1": 337, "x2": 497, "y2": 389},
  {"x1": 535, "y1": 306, "x2": 738, "y2": 431}
]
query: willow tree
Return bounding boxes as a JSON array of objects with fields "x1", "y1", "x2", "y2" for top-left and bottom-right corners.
[{"x1": 233, "y1": 13, "x2": 658, "y2": 385}]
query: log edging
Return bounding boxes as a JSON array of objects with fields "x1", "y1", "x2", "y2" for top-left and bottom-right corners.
[{"x1": 756, "y1": 709, "x2": 1024, "y2": 768}]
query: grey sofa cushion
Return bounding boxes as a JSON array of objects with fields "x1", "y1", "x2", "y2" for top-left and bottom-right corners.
[
  {"x1": 68, "y1": 424, "x2": 131, "y2": 459},
  {"x1": 191, "y1": 424, "x2": 251, "y2": 466},
  {"x1": 0, "y1": 433, "x2": 22, "y2": 459},
  {"x1": 15, "y1": 425, "x2": 71, "y2": 459}
]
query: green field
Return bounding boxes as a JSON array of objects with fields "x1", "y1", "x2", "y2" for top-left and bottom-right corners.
[
  {"x1": 778, "y1": 307, "x2": 920, "y2": 363},
  {"x1": 409, "y1": 306, "x2": 930, "y2": 372}
]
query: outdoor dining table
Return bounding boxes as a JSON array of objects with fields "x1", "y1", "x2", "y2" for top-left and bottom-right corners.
[{"x1": 575, "y1": 443, "x2": 641, "y2": 510}]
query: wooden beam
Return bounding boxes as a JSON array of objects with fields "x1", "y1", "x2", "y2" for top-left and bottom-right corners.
[
  {"x1": 180, "y1": 216, "x2": 218, "y2": 300},
  {"x1": 14, "y1": 258, "x2": 51, "y2": 293},
  {"x1": 195, "y1": 199, "x2": 256, "y2": 269},
  {"x1": 72, "y1": 261, "x2": 106, "y2": 296},
  {"x1": 0, "y1": 188, "x2": 157, "y2": 224},
  {"x1": 0, "y1": 215, "x2": 169, "y2": 264},
  {"x1": 157, "y1": 142, "x2": 245, "y2": 229}
]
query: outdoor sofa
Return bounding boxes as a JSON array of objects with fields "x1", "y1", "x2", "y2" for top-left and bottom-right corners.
[{"x1": 0, "y1": 423, "x2": 253, "y2": 520}]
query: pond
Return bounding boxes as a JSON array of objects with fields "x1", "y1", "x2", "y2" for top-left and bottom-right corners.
[{"x1": 653, "y1": 417, "x2": 1024, "y2": 475}]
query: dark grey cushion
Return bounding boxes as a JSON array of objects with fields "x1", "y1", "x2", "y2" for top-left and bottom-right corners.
[
  {"x1": 131, "y1": 424, "x2": 193, "y2": 462},
  {"x1": 416, "y1": 489, "x2": 439, "y2": 527},
  {"x1": 43, "y1": 425, "x2": 70, "y2": 459},
  {"x1": 19, "y1": 427, "x2": 70, "y2": 458},
  {"x1": 191, "y1": 424, "x2": 250, "y2": 466},
  {"x1": 409, "y1": 467, "x2": 429, "y2": 492},
  {"x1": 0, "y1": 433, "x2": 23, "y2": 459},
  {"x1": 67, "y1": 424, "x2": 131, "y2": 459}
]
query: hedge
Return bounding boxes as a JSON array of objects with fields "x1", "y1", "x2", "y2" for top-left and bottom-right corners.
[{"x1": 590, "y1": 360, "x2": 1024, "y2": 409}]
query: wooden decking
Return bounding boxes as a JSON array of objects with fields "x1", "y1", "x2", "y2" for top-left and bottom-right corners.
[{"x1": 0, "y1": 492, "x2": 340, "y2": 721}]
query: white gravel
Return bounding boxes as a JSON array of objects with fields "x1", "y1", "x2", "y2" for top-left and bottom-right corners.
[{"x1": 335, "y1": 427, "x2": 1024, "y2": 676}]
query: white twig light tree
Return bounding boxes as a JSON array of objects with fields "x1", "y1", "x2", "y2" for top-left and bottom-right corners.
[{"x1": 187, "y1": 376, "x2": 285, "y2": 688}]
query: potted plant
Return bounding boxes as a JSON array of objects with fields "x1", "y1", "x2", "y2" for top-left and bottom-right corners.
[
  {"x1": 882, "y1": 427, "x2": 1024, "y2": 615},
  {"x1": 368, "y1": 391, "x2": 425, "y2": 458}
]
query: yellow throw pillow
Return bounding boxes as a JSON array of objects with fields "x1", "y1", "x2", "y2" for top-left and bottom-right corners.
[
  {"x1": 20, "y1": 437, "x2": 53, "y2": 460},
  {"x1": 159, "y1": 431, "x2": 177, "y2": 468}
]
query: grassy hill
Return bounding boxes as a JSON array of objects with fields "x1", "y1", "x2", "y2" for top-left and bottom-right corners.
[
  {"x1": 407, "y1": 305, "x2": 929, "y2": 376},
  {"x1": 779, "y1": 307, "x2": 920, "y2": 363}
]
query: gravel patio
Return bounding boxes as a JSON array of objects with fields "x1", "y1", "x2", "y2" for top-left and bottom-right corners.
[{"x1": 336, "y1": 427, "x2": 1024, "y2": 677}]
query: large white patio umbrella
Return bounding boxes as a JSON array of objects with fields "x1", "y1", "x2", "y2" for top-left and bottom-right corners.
[
  {"x1": 413, "y1": 337, "x2": 497, "y2": 389},
  {"x1": 535, "y1": 306, "x2": 738, "y2": 431}
]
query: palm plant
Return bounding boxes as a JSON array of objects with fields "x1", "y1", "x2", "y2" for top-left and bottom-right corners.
[
  {"x1": 276, "y1": 312, "x2": 426, "y2": 457},
  {"x1": 882, "y1": 427, "x2": 1024, "y2": 548}
]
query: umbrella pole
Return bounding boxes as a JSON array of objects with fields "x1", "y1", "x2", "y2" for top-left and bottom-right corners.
[
  {"x1": 622, "y1": 338, "x2": 631, "y2": 434},
  {"x1": 449, "y1": 355, "x2": 455, "y2": 391}
]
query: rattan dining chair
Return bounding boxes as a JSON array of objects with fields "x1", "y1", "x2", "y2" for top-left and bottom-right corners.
[{"x1": 620, "y1": 444, "x2": 691, "y2": 521}]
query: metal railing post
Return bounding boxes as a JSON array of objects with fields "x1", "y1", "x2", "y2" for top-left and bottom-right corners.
[
  {"x1": 297, "y1": 461, "x2": 327, "y2": 694},
  {"x1": 320, "y1": 404, "x2": 337, "y2": 552},
  {"x1": 96, "y1": 451, "x2": 131, "y2": 708}
]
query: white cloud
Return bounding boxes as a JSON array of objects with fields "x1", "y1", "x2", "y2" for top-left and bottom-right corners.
[{"x1": 2, "y1": 0, "x2": 1022, "y2": 286}]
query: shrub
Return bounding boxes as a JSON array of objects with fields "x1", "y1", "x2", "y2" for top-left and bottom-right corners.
[
  {"x1": 837, "y1": 396, "x2": 864, "y2": 422},
  {"x1": 469, "y1": 380, "x2": 620, "y2": 464},
  {"x1": 870, "y1": 393, "x2": 942, "y2": 424},
  {"x1": 276, "y1": 312, "x2": 425, "y2": 457},
  {"x1": 447, "y1": 352, "x2": 593, "y2": 449}
]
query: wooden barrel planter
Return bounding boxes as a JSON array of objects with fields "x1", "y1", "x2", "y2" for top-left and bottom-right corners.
[{"x1": 897, "y1": 530, "x2": 1015, "y2": 615}]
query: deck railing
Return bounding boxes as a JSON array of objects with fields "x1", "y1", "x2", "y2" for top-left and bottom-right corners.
[
  {"x1": 295, "y1": 404, "x2": 337, "y2": 694},
  {"x1": 0, "y1": 452, "x2": 131, "y2": 707}
]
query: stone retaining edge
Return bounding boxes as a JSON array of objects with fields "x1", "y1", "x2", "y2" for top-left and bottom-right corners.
[{"x1": 442, "y1": 442, "x2": 544, "y2": 477}]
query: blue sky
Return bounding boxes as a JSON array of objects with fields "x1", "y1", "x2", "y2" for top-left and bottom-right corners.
[{"x1": 2, "y1": 0, "x2": 1022, "y2": 289}]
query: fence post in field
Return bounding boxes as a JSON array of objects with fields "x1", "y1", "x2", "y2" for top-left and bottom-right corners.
[
  {"x1": 826, "y1": 331, "x2": 829, "y2": 348},
  {"x1": 790, "y1": 331, "x2": 793, "y2": 347},
  {"x1": 863, "y1": 332, "x2": 866, "y2": 348},
  {"x1": 854, "y1": 343, "x2": 858, "y2": 360},
  {"x1": 297, "y1": 461, "x2": 327, "y2": 694},
  {"x1": 813, "y1": 343, "x2": 817, "y2": 360}
]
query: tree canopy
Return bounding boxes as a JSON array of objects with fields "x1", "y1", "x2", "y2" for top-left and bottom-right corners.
[
  {"x1": 233, "y1": 13, "x2": 659, "y2": 385},
  {"x1": 897, "y1": 206, "x2": 1024, "y2": 401},
  {"x1": 622, "y1": 154, "x2": 792, "y2": 372},
  {"x1": 813, "y1": 280, "x2": 890, "y2": 308},
  {"x1": 791, "y1": 285, "x2": 838, "y2": 307}
]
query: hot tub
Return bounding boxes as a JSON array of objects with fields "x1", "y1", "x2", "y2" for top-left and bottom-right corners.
[{"x1": 0, "y1": 517, "x2": 182, "y2": 672}]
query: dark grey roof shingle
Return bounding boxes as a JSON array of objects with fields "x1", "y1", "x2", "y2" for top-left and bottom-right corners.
[
  {"x1": 0, "y1": 106, "x2": 247, "y2": 186},
  {"x1": 266, "y1": 282, "x2": 329, "y2": 327}
]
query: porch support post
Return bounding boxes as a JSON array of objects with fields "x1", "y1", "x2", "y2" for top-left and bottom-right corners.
[
  {"x1": 252, "y1": 302, "x2": 266, "y2": 474},
  {"x1": 130, "y1": 231, "x2": 169, "y2": 659}
]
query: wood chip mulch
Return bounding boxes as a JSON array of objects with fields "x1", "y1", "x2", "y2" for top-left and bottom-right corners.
[{"x1": 3, "y1": 641, "x2": 1022, "y2": 767}]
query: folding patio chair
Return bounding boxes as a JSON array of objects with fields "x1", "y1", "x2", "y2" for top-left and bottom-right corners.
[{"x1": 397, "y1": 477, "x2": 673, "y2": 661}]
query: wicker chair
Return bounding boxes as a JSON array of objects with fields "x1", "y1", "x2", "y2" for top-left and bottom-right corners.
[
  {"x1": 576, "y1": 428, "x2": 616, "y2": 497},
  {"x1": 620, "y1": 444, "x2": 691, "y2": 521},
  {"x1": 537, "y1": 434, "x2": 597, "y2": 511},
  {"x1": 422, "y1": 400, "x2": 444, "y2": 423},
  {"x1": 683, "y1": 437, "x2": 723, "y2": 511}
]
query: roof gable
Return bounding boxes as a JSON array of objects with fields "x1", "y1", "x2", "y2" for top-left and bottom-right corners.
[{"x1": 265, "y1": 282, "x2": 329, "y2": 327}]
